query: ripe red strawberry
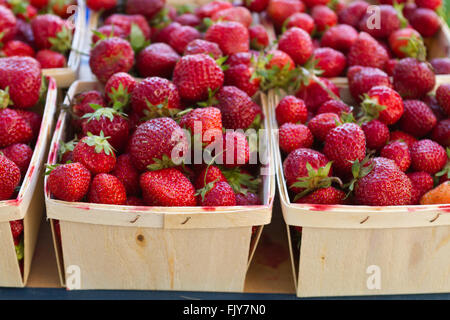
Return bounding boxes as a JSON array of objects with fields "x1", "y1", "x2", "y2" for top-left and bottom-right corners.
[
  {"x1": 311, "y1": 5, "x2": 337, "y2": 33},
  {"x1": 1, "y1": 143, "x2": 33, "y2": 175},
  {"x1": 87, "y1": 0, "x2": 117, "y2": 11},
  {"x1": 0, "y1": 108, "x2": 33, "y2": 147},
  {"x1": 0, "y1": 154, "x2": 20, "y2": 200},
  {"x1": 92, "y1": 25, "x2": 127, "y2": 44},
  {"x1": 361, "y1": 120, "x2": 389, "y2": 150},
  {"x1": 195, "y1": 0, "x2": 232, "y2": 19},
  {"x1": 179, "y1": 107, "x2": 223, "y2": 146},
  {"x1": 205, "y1": 21, "x2": 249, "y2": 56},
  {"x1": 126, "y1": 196, "x2": 145, "y2": 206},
  {"x1": 59, "y1": 138, "x2": 77, "y2": 164},
  {"x1": 47, "y1": 162, "x2": 91, "y2": 202},
  {"x1": 431, "y1": 119, "x2": 450, "y2": 147},
  {"x1": 295, "y1": 186, "x2": 345, "y2": 204},
  {"x1": 302, "y1": 0, "x2": 329, "y2": 7},
  {"x1": 89, "y1": 37, "x2": 135, "y2": 83},
  {"x1": 358, "y1": 5, "x2": 400, "y2": 39},
  {"x1": 35, "y1": 50, "x2": 66, "y2": 68},
  {"x1": 235, "y1": 192, "x2": 261, "y2": 205},
  {"x1": 104, "y1": 14, "x2": 151, "y2": 40},
  {"x1": 308, "y1": 113, "x2": 340, "y2": 142},
  {"x1": 168, "y1": 26, "x2": 201, "y2": 55},
  {"x1": 410, "y1": 139, "x2": 446, "y2": 174},
  {"x1": 175, "y1": 13, "x2": 201, "y2": 27},
  {"x1": 338, "y1": 0, "x2": 369, "y2": 27},
  {"x1": 323, "y1": 123, "x2": 366, "y2": 174},
  {"x1": 244, "y1": 0, "x2": 270, "y2": 12},
  {"x1": 136, "y1": 43, "x2": 180, "y2": 79},
  {"x1": 1, "y1": 40, "x2": 34, "y2": 57},
  {"x1": 430, "y1": 58, "x2": 450, "y2": 74},
  {"x1": 384, "y1": 59, "x2": 398, "y2": 76},
  {"x1": 393, "y1": 58, "x2": 435, "y2": 99},
  {"x1": 129, "y1": 117, "x2": 187, "y2": 172},
  {"x1": 30, "y1": 0, "x2": 49, "y2": 9},
  {"x1": 212, "y1": 6, "x2": 253, "y2": 28},
  {"x1": 278, "y1": 27, "x2": 313, "y2": 66},
  {"x1": 31, "y1": 14, "x2": 71, "y2": 52},
  {"x1": 197, "y1": 181, "x2": 236, "y2": 206},
  {"x1": 249, "y1": 25, "x2": 269, "y2": 50},
  {"x1": 0, "y1": 6, "x2": 17, "y2": 44},
  {"x1": 104, "y1": 72, "x2": 137, "y2": 110},
  {"x1": 125, "y1": 0, "x2": 165, "y2": 20},
  {"x1": 151, "y1": 22, "x2": 181, "y2": 44},
  {"x1": 71, "y1": 90, "x2": 105, "y2": 126},
  {"x1": 407, "y1": 171, "x2": 434, "y2": 205},
  {"x1": 320, "y1": 24, "x2": 358, "y2": 53},
  {"x1": 361, "y1": 86, "x2": 404, "y2": 125},
  {"x1": 389, "y1": 130, "x2": 418, "y2": 148},
  {"x1": 140, "y1": 168, "x2": 196, "y2": 206},
  {"x1": 348, "y1": 67, "x2": 391, "y2": 102},
  {"x1": 218, "y1": 131, "x2": 250, "y2": 168},
  {"x1": 399, "y1": 100, "x2": 437, "y2": 137},
  {"x1": 195, "y1": 165, "x2": 227, "y2": 189},
  {"x1": 313, "y1": 47, "x2": 346, "y2": 77},
  {"x1": 0, "y1": 56, "x2": 42, "y2": 109},
  {"x1": 10, "y1": 220, "x2": 23, "y2": 243},
  {"x1": 436, "y1": 83, "x2": 450, "y2": 116},
  {"x1": 72, "y1": 133, "x2": 116, "y2": 174},
  {"x1": 410, "y1": 8, "x2": 440, "y2": 38},
  {"x1": 88, "y1": 173, "x2": 126, "y2": 205},
  {"x1": 415, "y1": 0, "x2": 442, "y2": 10},
  {"x1": 424, "y1": 94, "x2": 447, "y2": 121},
  {"x1": 316, "y1": 100, "x2": 351, "y2": 116},
  {"x1": 388, "y1": 28, "x2": 423, "y2": 59},
  {"x1": 51, "y1": 0, "x2": 76, "y2": 19},
  {"x1": 224, "y1": 63, "x2": 260, "y2": 97},
  {"x1": 279, "y1": 123, "x2": 313, "y2": 153},
  {"x1": 285, "y1": 12, "x2": 314, "y2": 34},
  {"x1": 380, "y1": 141, "x2": 411, "y2": 172},
  {"x1": 173, "y1": 54, "x2": 224, "y2": 102},
  {"x1": 267, "y1": 0, "x2": 305, "y2": 28},
  {"x1": 275, "y1": 95, "x2": 307, "y2": 125},
  {"x1": 347, "y1": 32, "x2": 389, "y2": 69},
  {"x1": 216, "y1": 86, "x2": 263, "y2": 130},
  {"x1": 111, "y1": 154, "x2": 140, "y2": 196},
  {"x1": 295, "y1": 77, "x2": 340, "y2": 113},
  {"x1": 131, "y1": 77, "x2": 182, "y2": 119},
  {"x1": 184, "y1": 39, "x2": 223, "y2": 59}
]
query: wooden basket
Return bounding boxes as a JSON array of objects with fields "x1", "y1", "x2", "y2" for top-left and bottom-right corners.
[
  {"x1": 41, "y1": 0, "x2": 86, "y2": 88},
  {"x1": 44, "y1": 80, "x2": 275, "y2": 291},
  {"x1": 0, "y1": 76, "x2": 58, "y2": 287},
  {"x1": 269, "y1": 85, "x2": 450, "y2": 297}
]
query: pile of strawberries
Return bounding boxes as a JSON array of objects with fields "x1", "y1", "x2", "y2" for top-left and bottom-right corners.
[
  {"x1": 0, "y1": 56, "x2": 46, "y2": 262},
  {"x1": 0, "y1": 0, "x2": 76, "y2": 69}
]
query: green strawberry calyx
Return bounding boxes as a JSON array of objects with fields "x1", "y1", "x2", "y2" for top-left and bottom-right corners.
[
  {"x1": 107, "y1": 83, "x2": 132, "y2": 111},
  {"x1": 344, "y1": 156, "x2": 374, "y2": 196},
  {"x1": 49, "y1": 25, "x2": 73, "y2": 53},
  {"x1": 359, "y1": 94, "x2": 388, "y2": 122},
  {"x1": 195, "y1": 179, "x2": 218, "y2": 202},
  {"x1": 15, "y1": 238, "x2": 24, "y2": 261},
  {"x1": 7, "y1": 0, "x2": 27, "y2": 15},
  {"x1": 393, "y1": 2, "x2": 409, "y2": 29},
  {"x1": 197, "y1": 87, "x2": 220, "y2": 107},
  {"x1": 129, "y1": 23, "x2": 150, "y2": 54},
  {"x1": 82, "y1": 104, "x2": 127, "y2": 122},
  {"x1": 147, "y1": 154, "x2": 177, "y2": 171},
  {"x1": 222, "y1": 167, "x2": 260, "y2": 195},
  {"x1": 58, "y1": 137, "x2": 78, "y2": 162},
  {"x1": 435, "y1": 147, "x2": 450, "y2": 180},
  {"x1": 398, "y1": 35, "x2": 427, "y2": 62},
  {"x1": 0, "y1": 87, "x2": 13, "y2": 109},
  {"x1": 84, "y1": 131, "x2": 115, "y2": 156},
  {"x1": 45, "y1": 163, "x2": 61, "y2": 175},
  {"x1": 256, "y1": 53, "x2": 298, "y2": 92},
  {"x1": 143, "y1": 98, "x2": 181, "y2": 120}
]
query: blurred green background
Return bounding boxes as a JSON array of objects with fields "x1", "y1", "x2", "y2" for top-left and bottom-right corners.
[{"x1": 444, "y1": 0, "x2": 450, "y2": 25}]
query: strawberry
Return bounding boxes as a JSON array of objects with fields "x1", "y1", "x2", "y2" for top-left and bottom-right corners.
[
  {"x1": 221, "y1": 167, "x2": 260, "y2": 195},
  {"x1": 323, "y1": 123, "x2": 366, "y2": 174},
  {"x1": 92, "y1": 25, "x2": 127, "y2": 44},
  {"x1": 384, "y1": 59, "x2": 398, "y2": 76},
  {"x1": 151, "y1": 22, "x2": 181, "y2": 44},
  {"x1": 136, "y1": 43, "x2": 179, "y2": 79},
  {"x1": 295, "y1": 77, "x2": 340, "y2": 113},
  {"x1": 430, "y1": 58, "x2": 450, "y2": 74},
  {"x1": 389, "y1": 130, "x2": 418, "y2": 148},
  {"x1": 129, "y1": 117, "x2": 187, "y2": 172},
  {"x1": 267, "y1": 0, "x2": 305, "y2": 28},
  {"x1": 361, "y1": 120, "x2": 389, "y2": 150},
  {"x1": 35, "y1": 50, "x2": 66, "y2": 68},
  {"x1": 195, "y1": 165, "x2": 227, "y2": 189},
  {"x1": 320, "y1": 24, "x2": 358, "y2": 53},
  {"x1": 249, "y1": 25, "x2": 269, "y2": 50},
  {"x1": 284, "y1": 12, "x2": 314, "y2": 34},
  {"x1": 407, "y1": 171, "x2": 434, "y2": 205},
  {"x1": 410, "y1": 8, "x2": 440, "y2": 38},
  {"x1": 30, "y1": 0, "x2": 48, "y2": 9},
  {"x1": 348, "y1": 67, "x2": 391, "y2": 102},
  {"x1": 71, "y1": 90, "x2": 105, "y2": 123},
  {"x1": 0, "y1": 154, "x2": 20, "y2": 200},
  {"x1": 126, "y1": 196, "x2": 145, "y2": 206},
  {"x1": 436, "y1": 83, "x2": 450, "y2": 116},
  {"x1": 212, "y1": 6, "x2": 253, "y2": 28},
  {"x1": 227, "y1": 52, "x2": 255, "y2": 67},
  {"x1": 140, "y1": 168, "x2": 196, "y2": 206},
  {"x1": 316, "y1": 100, "x2": 351, "y2": 116},
  {"x1": 125, "y1": 0, "x2": 165, "y2": 20},
  {"x1": 359, "y1": 4, "x2": 401, "y2": 39},
  {"x1": 72, "y1": 132, "x2": 116, "y2": 174},
  {"x1": 415, "y1": 0, "x2": 442, "y2": 10},
  {"x1": 168, "y1": 26, "x2": 201, "y2": 55},
  {"x1": 1, "y1": 40, "x2": 34, "y2": 57},
  {"x1": 295, "y1": 186, "x2": 345, "y2": 204},
  {"x1": 431, "y1": 119, "x2": 450, "y2": 147},
  {"x1": 0, "y1": 56, "x2": 42, "y2": 109},
  {"x1": 59, "y1": 137, "x2": 77, "y2": 164},
  {"x1": 0, "y1": 107, "x2": 33, "y2": 147},
  {"x1": 205, "y1": 21, "x2": 249, "y2": 56},
  {"x1": 130, "y1": 77, "x2": 182, "y2": 119},
  {"x1": 87, "y1": 0, "x2": 117, "y2": 11},
  {"x1": 410, "y1": 139, "x2": 446, "y2": 174},
  {"x1": 275, "y1": 95, "x2": 307, "y2": 125},
  {"x1": 278, "y1": 27, "x2": 313, "y2": 66},
  {"x1": 424, "y1": 95, "x2": 447, "y2": 123},
  {"x1": 308, "y1": 112, "x2": 340, "y2": 142},
  {"x1": 197, "y1": 181, "x2": 236, "y2": 206},
  {"x1": 81, "y1": 106, "x2": 129, "y2": 153},
  {"x1": 279, "y1": 123, "x2": 313, "y2": 153},
  {"x1": 388, "y1": 28, "x2": 424, "y2": 59},
  {"x1": 302, "y1": 0, "x2": 329, "y2": 7},
  {"x1": 216, "y1": 86, "x2": 263, "y2": 130},
  {"x1": 0, "y1": 6, "x2": 16, "y2": 44},
  {"x1": 31, "y1": 14, "x2": 71, "y2": 52},
  {"x1": 224, "y1": 62, "x2": 260, "y2": 97},
  {"x1": 104, "y1": 72, "x2": 137, "y2": 110},
  {"x1": 393, "y1": 58, "x2": 435, "y2": 99},
  {"x1": 338, "y1": 0, "x2": 369, "y2": 27},
  {"x1": 47, "y1": 162, "x2": 91, "y2": 202},
  {"x1": 111, "y1": 154, "x2": 140, "y2": 196},
  {"x1": 1, "y1": 143, "x2": 33, "y2": 175},
  {"x1": 104, "y1": 14, "x2": 151, "y2": 40},
  {"x1": 218, "y1": 131, "x2": 250, "y2": 168},
  {"x1": 244, "y1": 0, "x2": 270, "y2": 12},
  {"x1": 179, "y1": 107, "x2": 223, "y2": 146},
  {"x1": 235, "y1": 192, "x2": 261, "y2": 205},
  {"x1": 380, "y1": 141, "x2": 411, "y2": 172},
  {"x1": 347, "y1": 32, "x2": 389, "y2": 69},
  {"x1": 184, "y1": 39, "x2": 223, "y2": 59},
  {"x1": 10, "y1": 220, "x2": 23, "y2": 243},
  {"x1": 51, "y1": 0, "x2": 76, "y2": 19},
  {"x1": 259, "y1": 49, "x2": 296, "y2": 90},
  {"x1": 88, "y1": 173, "x2": 126, "y2": 205},
  {"x1": 399, "y1": 100, "x2": 437, "y2": 137},
  {"x1": 311, "y1": 5, "x2": 337, "y2": 33},
  {"x1": 173, "y1": 54, "x2": 224, "y2": 102},
  {"x1": 175, "y1": 13, "x2": 201, "y2": 27},
  {"x1": 195, "y1": 0, "x2": 232, "y2": 19},
  {"x1": 360, "y1": 86, "x2": 404, "y2": 125},
  {"x1": 89, "y1": 37, "x2": 135, "y2": 83},
  {"x1": 313, "y1": 47, "x2": 346, "y2": 77}
]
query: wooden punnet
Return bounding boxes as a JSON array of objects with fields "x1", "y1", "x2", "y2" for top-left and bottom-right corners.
[
  {"x1": 270, "y1": 86, "x2": 450, "y2": 298},
  {"x1": 0, "y1": 77, "x2": 58, "y2": 287},
  {"x1": 45, "y1": 80, "x2": 275, "y2": 291}
]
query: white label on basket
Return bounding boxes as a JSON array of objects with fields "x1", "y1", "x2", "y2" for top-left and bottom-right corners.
[
  {"x1": 366, "y1": 265, "x2": 381, "y2": 290},
  {"x1": 66, "y1": 265, "x2": 81, "y2": 290}
]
